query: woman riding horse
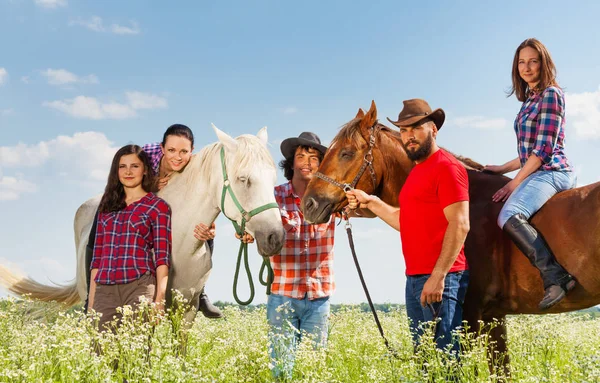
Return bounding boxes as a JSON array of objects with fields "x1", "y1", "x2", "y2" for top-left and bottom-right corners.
[{"x1": 485, "y1": 38, "x2": 576, "y2": 310}]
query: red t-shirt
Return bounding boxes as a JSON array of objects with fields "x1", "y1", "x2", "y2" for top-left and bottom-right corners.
[{"x1": 399, "y1": 149, "x2": 469, "y2": 276}]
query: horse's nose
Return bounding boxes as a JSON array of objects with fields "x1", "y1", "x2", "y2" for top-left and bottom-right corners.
[
  {"x1": 256, "y1": 226, "x2": 284, "y2": 256},
  {"x1": 268, "y1": 228, "x2": 284, "y2": 253},
  {"x1": 268, "y1": 232, "x2": 280, "y2": 249},
  {"x1": 303, "y1": 197, "x2": 318, "y2": 215}
]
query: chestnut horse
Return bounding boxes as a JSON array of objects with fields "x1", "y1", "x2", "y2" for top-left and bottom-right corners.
[{"x1": 302, "y1": 101, "x2": 600, "y2": 369}]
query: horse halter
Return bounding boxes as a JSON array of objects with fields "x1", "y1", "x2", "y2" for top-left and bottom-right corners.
[
  {"x1": 219, "y1": 147, "x2": 279, "y2": 236},
  {"x1": 314, "y1": 124, "x2": 378, "y2": 192},
  {"x1": 219, "y1": 146, "x2": 279, "y2": 306}
]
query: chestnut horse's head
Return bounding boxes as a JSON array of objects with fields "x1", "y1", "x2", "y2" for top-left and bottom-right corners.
[{"x1": 302, "y1": 101, "x2": 391, "y2": 223}]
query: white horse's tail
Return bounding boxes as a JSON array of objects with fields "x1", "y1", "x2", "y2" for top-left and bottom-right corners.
[{"x1": 0, "y1": 265, "x2": 80, "y2": 306}]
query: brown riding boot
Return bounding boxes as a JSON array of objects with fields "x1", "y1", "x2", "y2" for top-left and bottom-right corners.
[
  {"x1": 503, "y1": 213, "x2": 576, "y2": 310},
  {"x1": 198, "y1": 288, "x2": 223, "y2": 318}
]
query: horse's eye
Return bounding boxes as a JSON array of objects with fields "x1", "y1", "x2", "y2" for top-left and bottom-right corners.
[
  {"x1": 238, "y1": 176, "x2": 251, "y2": 187},
  {"x1": 340, "y1": 150, "x2": 355, "y2": 160}
]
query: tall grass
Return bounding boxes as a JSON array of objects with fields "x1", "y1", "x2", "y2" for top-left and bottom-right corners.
[{"x1": 0, "y1": 297, "x2": 598, "y2": 382}]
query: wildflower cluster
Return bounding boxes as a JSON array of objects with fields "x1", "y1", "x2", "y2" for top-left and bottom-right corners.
[{"x1": 0, "y1": 297, "x2": 599, "y2": 382}]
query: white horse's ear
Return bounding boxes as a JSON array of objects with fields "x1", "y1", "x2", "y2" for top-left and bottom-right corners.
[
  {"x1": 257, "y1": 126, "x2": 268, "y2": 147},
  {"x1": 212, "y1": 123, "x2": 238, "y2": 152}
]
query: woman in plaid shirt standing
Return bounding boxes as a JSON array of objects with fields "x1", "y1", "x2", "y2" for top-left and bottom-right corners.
[
  {"x1": 88, "y1": 145, "x2": 172, "y2": 331},
  {"x1": 485, "y1": 38, "x2": 577, "y2": 310}
]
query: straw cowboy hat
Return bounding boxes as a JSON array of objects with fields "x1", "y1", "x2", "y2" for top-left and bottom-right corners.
[
  {"x1": 386, "y1": 99, "x2": 445, "y2": 130},
  {"x1": 280, "y1": 132, "x2": 327, "y2": 159}
]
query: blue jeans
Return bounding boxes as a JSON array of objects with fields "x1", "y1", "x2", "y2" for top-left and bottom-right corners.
[
  {"x1": 266, "y1": 293, "x2": 330, "y2": 379},
  {"x1": 498, "y1": 170, "x2": 577, "y2": 228},
  {"x1": 405, "y1": 271, "x2": 469, "y2": 354}
]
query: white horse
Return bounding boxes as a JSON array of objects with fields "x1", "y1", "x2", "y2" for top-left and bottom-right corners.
[{"x1": 0, "y1": 126, "x2": 285, "y2": 321}]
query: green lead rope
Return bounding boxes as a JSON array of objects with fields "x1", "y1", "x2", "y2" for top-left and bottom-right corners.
[{"x1": 219, "y1": 147, "x2": 278, "y2": 305}]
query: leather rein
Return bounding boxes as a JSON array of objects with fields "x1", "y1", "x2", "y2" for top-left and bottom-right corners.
[{"x1": 313, "y1": 123, "x2": 399, "y2": 357}]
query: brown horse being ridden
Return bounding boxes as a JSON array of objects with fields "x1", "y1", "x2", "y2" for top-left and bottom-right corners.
[{"x1": 301, "y1": 101, "x2": 600, "y2": 369}]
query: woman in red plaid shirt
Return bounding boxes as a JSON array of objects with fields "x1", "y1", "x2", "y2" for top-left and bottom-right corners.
[
  {"x1": 87, "y1": 144, "x2": 172, "y2": 331},
  {"x1": 485, "y1": 38, "x2": 577, "y2": 310}
]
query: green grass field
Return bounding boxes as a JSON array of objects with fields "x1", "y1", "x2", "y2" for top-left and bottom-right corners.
[{"x1": 0, "y1": 297, "x2": 599, "y2": 382}]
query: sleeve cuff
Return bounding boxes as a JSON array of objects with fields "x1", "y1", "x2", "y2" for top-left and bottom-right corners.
[
  {"x1": 155, "y1": 257, "x2": 170, "y2": 268},
  {"x1": 531, "y1": 145, "x2": 552, "y2": 164}
]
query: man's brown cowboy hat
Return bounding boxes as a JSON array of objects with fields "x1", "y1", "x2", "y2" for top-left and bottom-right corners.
[
  {"x1": 386, "y1": 99, "x2": 445, "y2": 130},
  {"x1": 280, "y1": 131, "x2": 327, "y2": 160}
]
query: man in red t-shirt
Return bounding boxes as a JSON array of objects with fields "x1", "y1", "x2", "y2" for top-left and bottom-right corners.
[{"x1": 347, "y1": 99, "x2": 470, "y2": 354}]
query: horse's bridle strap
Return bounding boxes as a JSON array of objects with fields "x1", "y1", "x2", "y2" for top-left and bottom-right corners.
[
  {"x1": 218, "y1": 146, "x2": 279, "y2": 306},
  {"x1": 219, "y1": 147, "x2": 279, "y2": 234},
  {"x1": 314, "y1": 124, "x2": 378, "y2": 192}
]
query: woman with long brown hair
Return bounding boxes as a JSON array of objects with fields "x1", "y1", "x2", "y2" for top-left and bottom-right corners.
[
  {"x1": 485, "y1": 38, "x2": 577, "y2": 310},
  {"x1": 88, "y1": 145, "x2": 172, "y2": 331}
]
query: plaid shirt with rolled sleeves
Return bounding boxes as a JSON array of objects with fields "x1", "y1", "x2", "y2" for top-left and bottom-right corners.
[
  {"x1": 141, "y1": 142, "x2": 163, "y2": 176},
  {"x1": 269, "y1": 181, "x2": 338, "y2": 300},
  {"x1": 91, "y1": 193, "x2": 172, "y2": 285},
  {"x1": 515, "y1": 86, "x2": 573, "y2": 171}
]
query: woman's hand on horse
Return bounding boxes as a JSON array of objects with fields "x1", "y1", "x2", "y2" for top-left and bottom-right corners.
[
  {"x1": 346, "y1": 189, "x2": 373, "y2": 210},
  {"x1": 492, "y1": 180, "x2": 518, "y2": 202},
  {"x1": 194, "y1": 222, "x2": 216, "y2": 241},
  {"x1": 235, "y1": 232, "x2": 255, "y2": 244},
  {"x1": 483, "y1": 164, "x2": 504, "y2": 174}
]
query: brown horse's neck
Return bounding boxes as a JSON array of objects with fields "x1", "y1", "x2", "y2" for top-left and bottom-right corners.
[{"x1": 375, "y1": 127, "x2": 414, "y2": 207}]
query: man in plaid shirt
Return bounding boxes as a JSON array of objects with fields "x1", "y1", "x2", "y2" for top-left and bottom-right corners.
[{"x1": 267, "y1": 132, "x2": 336, "y2": 380}]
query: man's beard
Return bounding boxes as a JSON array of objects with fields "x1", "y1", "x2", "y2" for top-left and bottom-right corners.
[{"x1": 403, "y1": 132, "x2": 434, "y2": 162}]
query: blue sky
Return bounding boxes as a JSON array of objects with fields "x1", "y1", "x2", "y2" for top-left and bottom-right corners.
[{"x1": 1, "y1": 0, "x2": 599, "y2": 304}]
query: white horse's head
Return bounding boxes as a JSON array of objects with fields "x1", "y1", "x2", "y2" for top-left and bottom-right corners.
[{"x1": 213, "y1": 124, "x2": 284, "y2": 256}]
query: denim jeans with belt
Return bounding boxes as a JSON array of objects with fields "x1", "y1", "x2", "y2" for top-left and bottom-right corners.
[
  {"x1": 266, "y1": 293, "x2": 330, "y2": 379},
  {"x1": 498, "y1": 170, "x2": 577, "y2": 228},
  {"x1": 405, "y1": 270, "x2": 469, "y2": 354}
]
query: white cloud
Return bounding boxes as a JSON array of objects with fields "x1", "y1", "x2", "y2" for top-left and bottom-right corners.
[
  {"x1": 0, "y1": 174, "x2": 37, "y2": 201},
  {"x1": 282, "y1": 107, "x2": 298, "y2": 115},
  {"x1": 566, "y1": 86, "x2": 600, "y2": 139},
  {"x1": 43, "y1": 92, "x2": 167, "y2": 120},
  {"x1": 34, "y1": 0, "x2": 67, "y2": 9},
  {"x1": 69, "y1": 16, "x2": 140, "y2": 35},
  {"x1": 42, "y1": 68, "x2": 98, "y2": 86},
  {"x1": 21, "y1": 76, "x2": 30, "y2": 84},
  {"x1": 452, "y1": 116, "x2": 508, "y2": 130},
  {"x1": 1, "y1": 109, "x2": 14, "y2": 116},
  {"x1": 0, "y1": 68, "x2": 8, "y2": 86},
  {"x1": 110, "y1": 22, "x2": 140, "y2": 35},
  {"x1": 69, "y1": 16, "x2": 103, "y2": 32},
  {"x1": 126, "y1": 91, "x2": 168, "y2": 110},
  {"x1": 43, "y1": 96, "x2": 131, "y2": 120},
  {"x1": 0, "y1": 132, "x2": 118, "y2": 184}
]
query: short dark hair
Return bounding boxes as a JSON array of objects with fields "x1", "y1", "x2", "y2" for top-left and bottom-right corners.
[
  {"x1": 279, "y1": 145, "x2": 324, "y2": 181},
  {"x1": 162, "y1": 124, "x2": 194, "y2": 147},
  {"x1": 99, "y1": 145, "x2": 156, "y2": 213}
]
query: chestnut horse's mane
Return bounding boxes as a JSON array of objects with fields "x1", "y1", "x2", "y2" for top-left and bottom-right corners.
[{"x1": 333, "y1": 119, "x2": 485, "y2": 171}]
